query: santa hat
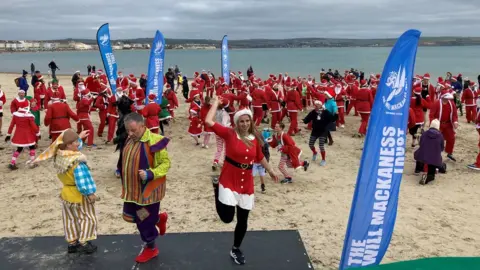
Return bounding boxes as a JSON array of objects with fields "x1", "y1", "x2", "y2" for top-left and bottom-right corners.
[
  {"x1": 97, "y1": 69, "x2": 104, "y2": 74},
  {"x1": 18, "y1": 88, "x2": 25, "y2": 93},
  {"x1": 320, "y1": 79, "x2": 327, "y2": 86},
  {"x1": 442, "y1": 92, "x2": 454, "y2": 100},
  {"x1": 437, "y1": 77, "x2": 444, "y2": 83},
  {"x1": 423, "y1": 73, "x2": 430, "y2": 80},
  {"x1": 233, "y1": 108, "x2": 253, "y2": 124},
  {"x1": 314, "y1": 100, "x2": 323, "y2": 106},
  {"x1": 376, "y1": 74, "x2": 381, "y2": 79},
  {"x1": 141, "y1": 74, "x2": 146, "y2": 78},
  {"x1": 360, "y1": 79, "x2": 367, "y2": 86},
  {"x1": 148, "y1": 93, "x2": 157, "y2": 101},
  {"x1": 116, "y1": 87, "x2": 124, "y2": 92},
  {"x1": 469, "y1": 81, "x2": 476, "y2": 86}
]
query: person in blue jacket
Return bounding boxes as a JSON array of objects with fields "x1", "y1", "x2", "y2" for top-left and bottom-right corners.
[
  {"x1": 17, "y1": 70, "x2": 29, "y2": 95},
  {"x1": 324, "y1": 91, "x2": 338, "y2": 145}
]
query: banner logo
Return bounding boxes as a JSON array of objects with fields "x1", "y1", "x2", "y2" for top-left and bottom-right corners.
[
  {"x1": 383, "y1": 67, "x2": 408, "y2": 111},
  {"x1": 99, "y1": 34, "x2": 109, "y2": 46},
  {"x1": 154, "y1": 41, "x2": 164, "y2": 55},
  {"x1": 146, "y1": 30, "x2": 165, "y2": 104},
  {"x1": 96, "y1": 23, "x2": 118, "y2": 94}
]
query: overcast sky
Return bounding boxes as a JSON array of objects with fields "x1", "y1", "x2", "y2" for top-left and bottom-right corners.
[{"x1": 1, "y1": 0, "x2": 479, "y2": 40}]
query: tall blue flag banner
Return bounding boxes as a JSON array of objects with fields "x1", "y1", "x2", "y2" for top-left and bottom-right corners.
[
  {"x1": 96, "y1": 23, "x2": 118, "y2": 94},
  {"x1": 221, "y1": 35, "x2": 230, "y2": 85},
  {"x1": 339, "y1": 29, "x2": 421, "y2": 269},
  {"x1": 146, "y1": 30, "x2": 165, "y2": 104}
]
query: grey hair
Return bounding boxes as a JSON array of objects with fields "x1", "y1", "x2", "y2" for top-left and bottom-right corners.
[{"x1": 123, "y1": 112, "x2": 145, "y2": 125}]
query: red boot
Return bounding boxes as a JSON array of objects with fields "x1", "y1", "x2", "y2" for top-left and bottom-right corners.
[
  {"x1": 156, "y1": 212, "x2": 168, "y2": 236},
  {"x1": 135, "y1": 247, "x2": 159, "y2": 263}
]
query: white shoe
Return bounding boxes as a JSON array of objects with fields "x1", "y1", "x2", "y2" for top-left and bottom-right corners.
[
  {"x1": 201, "y1": 144, "x2": 206, "y2": 148},
  {"x1": 205, "y1": 145, "x2": 209, "y2": 149},
  {"x1": 340, "y1": 125, "x2": 345, "y2": 128}
]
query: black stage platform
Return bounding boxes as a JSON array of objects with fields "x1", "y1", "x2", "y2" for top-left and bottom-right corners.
[{"x1": 0, "y1": 230, "x2": 313, "y2": 270}]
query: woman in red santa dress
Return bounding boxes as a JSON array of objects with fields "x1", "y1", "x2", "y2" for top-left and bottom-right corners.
[
  {"x1": 0, "y1": 85, "x2": 6, "y2": 135},
  {"x1": 44, "y1": 79, "x2": 67, "y2": 108},
  {"x1": 285, "y1": 83, "x2": 303, "y2": 136},
  {"x1": 334, "y1": 82, "x2": 347, "y2": 128},
  {"x1": 354, "y1": 80, "x2": 374, "y2": 137},
  {"x1": 204, "y1": 96, "x2": 277, "y2": 265},
  {"x1": 164, "y1": 87, "x2": 178, "y2": 119},
  {"x1": 188, "y1": 107, "x2": 203, "y2": 146},
  {"x1": 467, "y1": 101, "x2": 480, "y2": 170},
  {"x1": 346, "y1": 76, "x2": 359, "y2": 116},
  {"x1": 44, "y1": 96, "x2": 79, "y2": 143},
  {"x1": 34, "y1": 75, "x2": 47, "y2": 110},
  {"x1": 142, "y1": 93, "x2": 162, "y2": 134},
  {"x1": 77, "y1": 89, "x2": 96, "y2": 147},
  {"x1": 409, "y1": 86, "x2": 431, "y2": 147},
  {"x1": 267, "y1": 122, "x2": 309, "y2": 183},
  {"x1": 462, "y1": 81, "x2": 478, "y2": 124},
  {"x1": 429, "y1": 92, "x2": 458, "y2": 161},
  {"x1": 94, "y1": 86, "x2": 111, "y2": 137},
  {"x1": 5, "y1": 107, "x2": 40, "y2": 170}
]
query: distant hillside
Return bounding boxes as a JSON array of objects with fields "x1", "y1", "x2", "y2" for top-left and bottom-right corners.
[{"x1": 10, "y1": 37, "x2": 480, "y2": 48}]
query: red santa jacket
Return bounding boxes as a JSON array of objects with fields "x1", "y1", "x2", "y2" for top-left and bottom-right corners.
[
  {"x1": 266, "y1": 89, "x2": 283, "y2": 112},
  {"x1": 285, "y1": 90, "x2": 302, "y2": 112},
  {"x1": 142, "y1": 102, "x2": 161, "y2": 129},
  {"x1": 34, "y1": 82, "x2": 47, "y2": 99},
  {"x1": 77, "y1": 97, "x2": 94, "y2": 120},
  {"x1": 334, "y1": 86, "x2": 347, "y2": 108},
  {"x1": 10, "y1": 97, "x2": 30, "y2": 114},
  {"x1": 267, "y1": 132, "x2": 302, "y2": 169},
  {"x1": 462, "y1": 88, "x2": 477, "y2": 106},
  {"x1": 8, "y1": 110, "x2": 39, "y2": 146},
  {"x1": 86, "y1": 78, "x2": 102, "y2": 94},
  {"x1": 422, "y1": 83, "x2": 436, "y2": 103},
  {"x1": 165, "y1": 90, "x2": 179, "y2": 111},
  {"x1": 235, "y1": 91, "x2": 250, "y2": 110},
  {"x1": 45, "y1": 86, "x2": 67, "y2": 108},
  {"x1": 429, "y1": 100, "x2": 458, "y2": 126},
  {"x1": 116, "y1": 76, "x2": 130, "y2": 90},
  {"x1": 409, "y1": 95, "x2": 430, "y2": 125},
  {"x1": 408, "y1": 107, "x2": 416, "y2": 129},
  {"x1": 44, "y1": 102, "x2": 79, "y2": 133},
  {"x1": 94, "y1": 93, "x2": 109, "y2": 111},
  {"x1": 355, "y1": 87, "x2": 374, "y2": 113},
  {"x1": 0, "y1": 90, "x2": 6, "y2": 113},
  {"x1": 221, "y1": 92, "x2": 237, "y2": 114},
  {"x1": 312, "y1": 90, "x2": 326, "y2": 104},
  {"x1": 251, "y1": 88, "x2": 268, "y2": 108},
  {"x1": 346, "y1": 84, "x2": 358, "y2": 100},
  {"x1": 296, "y1": 83, "x2": 313, "y2": 99}
]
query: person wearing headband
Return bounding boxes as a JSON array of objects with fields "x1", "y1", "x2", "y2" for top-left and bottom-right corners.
[
  {"x1": 10, "y1": 89, "x2": 29, "y2": 114},
  {"x1": 205, "y1": 96, "x2": 278, "y2": 265},
  {"x1": 33, "y1": 129, "x2": 98, "y2": 254}
]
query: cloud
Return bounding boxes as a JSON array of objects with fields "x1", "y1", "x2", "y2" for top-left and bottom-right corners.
[{"x1": 0, "y1": 0, "x2": 479, "y2": 40}]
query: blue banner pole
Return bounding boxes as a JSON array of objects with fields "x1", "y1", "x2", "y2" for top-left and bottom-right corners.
[
  {"x1": 146, "y1": 30, "x2": 166, "y2": 104},
  {"x1": 221, "y1": 35, "x2": 230, "y2": 85},
  {"x1": 339, "y1": 29, "x2": 421, "y2": 269},
  {"x1": 96, "y1": 23, "x2": 118, "y2": 94}
]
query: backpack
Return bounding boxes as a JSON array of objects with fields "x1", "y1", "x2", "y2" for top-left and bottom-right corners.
[{"x1": 14, "y1": 77, "x2": 20, "y2": 87}]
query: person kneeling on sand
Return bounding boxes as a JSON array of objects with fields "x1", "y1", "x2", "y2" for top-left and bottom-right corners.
[
  {"x1": 413, "y1": 119, "x2": 447, "y2": 185},
  {"x1": 33, "y1": 129, "x2": 98, "y2": 254}
]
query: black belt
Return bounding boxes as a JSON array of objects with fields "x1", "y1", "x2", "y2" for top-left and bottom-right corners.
[
  {"x1": 225, "y1": 156, "x2": 253, "y2": 170},
  {"x1": 52, "y1": 116, "x2": 68, "y2": 119}
]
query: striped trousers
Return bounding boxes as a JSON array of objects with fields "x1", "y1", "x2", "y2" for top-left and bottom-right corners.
[
  {"x1": 278, "y1": 154, "x2": 293, "y2": 178},
  {"x1": 214, "y1": 135, "x2": 225, "y2": 164},
  {"x1": 62, "y1": 197, "x2": 98, "y2": 244}
]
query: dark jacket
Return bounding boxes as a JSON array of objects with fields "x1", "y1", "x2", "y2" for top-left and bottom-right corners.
[
  {"x1": 31, "y1": 74, "x2": 39, "y2": 87},
  {"x1": 182, "y1": 76, "x2": 190, "y2": 99},
  {"x1": 303, "y1": 109, "x2": 334, "y2": 137},
  {"x1": 414, "y1": 128, "x2": 444, "y2": 167},
  {"x1": 19, "y1": 76, "x2": 29, "y2": 91}
]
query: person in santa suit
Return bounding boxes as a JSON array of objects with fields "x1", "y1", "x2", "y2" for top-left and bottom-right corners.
[
  {"x1": 303, "y1": 100, "x2": 335, "y2": 166},
  {"x1": 44, "y1": 96, "x2": 79, "y2": 143},
  {"x1": 116, "y1": 72, "x2": 130, "y2": 90},
  {"x1": 467, "y1": 101, "x2": 480, "y2": 170},
  {"x1": 10, "y1": 89, "x2": 30, "y2": 114},
  {"x1": 97, "y1": 69, "x2": 108, "y2": 86},
  {"x1": 95, "y1": 87, "x2": 110, "y2": 137},
  {"x1": 297, "y1": 78, "x2": 313, "y2": 109},
  {"x1": 409, "y1": 87, "x2": 430, "y2": 147},
  {"x1": 200, "y1": 96, "x2": 214, "y2": 148},
  {"x1": 77, "y1": 89, "x2": 96, "y2": 147},
  {"x1": 45, "y1": 79, "x2": 67, "y2": 109},
  {"x1": 345, "y1": 76, "x2": 359, "y2": 116},
  {"x1": 5, "y1": 107, "x2": 40, "y2": 170},
  {"x1": 334, "y1": 83, "x2": 347, "y2": 128},
  {"x1": 164, "y1": 87, "x2": 178, "y2": 119},
  {"x1": 106, "y1": 87, "x2": 125, "y2": 144},
  {"x1": 221, "y1": 89, "x2": 238, "y2": 126},
  {"x1": 285, "y1": 83, "x2": 302, "y2": 136},
  {"x1": 462, "y1": 81, "x2": 478, "y2": 124},
  {"x1": 205, "y1": 74, "x2": 215, "y2": 98},
  {"x1": 235, "y1": 87, "x2": 251, "y2": 111},
  {"x1": 408, "y1": 107, "x2": 416, "y2": 140},
  {"x1": 266, "y1": 84, "x2": 283, "y2": 129},
  {"x1": 251, "y1": 82, "x2": 268, "y2": 126},
  {"x1": 370, "y1": 79, "x2": 378, "y2": 98},
  {"x1": 188, "y1": 108, "x2": 203, "y2": 146},
  {"x1": 34, "y1": 75, "x2": 47, "y2": 110},
  {"x1": 128, "y1": 81, "x2": 146, "y2": 114},
  {"x1": 421, "y1": 73, "x2": 436, "y2": 104},
  {"x1": 0, "y1": 85, "x2": 6, "y2": 135},
  {"x1": 354, "y1": 80, "x2": 374, "y2": 137},
  {"x1": 142, "y1": 94, "x2": 161, "y2": 134},
  {"x1": 267, "y1": 122, "x2": 309, "y2": 183},
  {"x1": 429, "y1": 92, "x2": 459, "y2": 161},
  {"x1": 204, "y1": 97, "x2": 277, "y2": 265}
]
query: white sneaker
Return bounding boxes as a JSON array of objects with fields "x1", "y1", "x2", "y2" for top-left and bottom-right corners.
[
  {"x1": 202, "y1": 144, "x2": 206, "y2": 148},
  {"x1": 205, "y1": 145, "x2": 209, "y2": 149},
  {"x1": 340, "y1": 125, "x2": 345, "y2": 128}
]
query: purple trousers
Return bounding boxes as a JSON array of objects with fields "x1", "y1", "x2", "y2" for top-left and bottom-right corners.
[{"x1": 123, "y1": 202, "x2": 160, "y2": 244}]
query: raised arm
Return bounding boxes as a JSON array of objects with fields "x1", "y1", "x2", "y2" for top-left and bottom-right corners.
[{"x1": 205, "y1": 96, "x2": 222, "y2": 127}]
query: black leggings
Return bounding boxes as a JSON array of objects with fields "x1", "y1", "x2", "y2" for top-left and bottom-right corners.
[
  {"x1": 214, "y1": 185, "x2": 250, "y2": 248},
  {"x1": 16, "y1": 146, "x2": 35, "y2": 152}
]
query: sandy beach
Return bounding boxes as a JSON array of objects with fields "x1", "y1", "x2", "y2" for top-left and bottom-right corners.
[{"x1": 0, "y1": 73, "x2": 479, "y2": 269}]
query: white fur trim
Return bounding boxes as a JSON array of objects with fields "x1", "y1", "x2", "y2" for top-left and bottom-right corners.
[
  {"x1": 12, "y1": 142, "x2": 36, "y2": 147},
  {"x1": 218, "y1": 183, "x2": 254, "y2": 210},
  {"x1": 233, "y1": 108, "x2": 253, "y2": 124}
]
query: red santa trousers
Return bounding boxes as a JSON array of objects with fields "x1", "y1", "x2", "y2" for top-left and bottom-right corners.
[
  {"x1": 287, "y1": 111, "x2": 299, "y2": 135},
  {"x1": 271, "y1": 111, "x2": 281, "y2": 129},
  {"x1": 253, "y1": 107, "x2": 263, "y2": 126},
  {"x1": 79, "y1": 119, "x2": 95, "y2": 145},
  {"x1": 358, "y1": 113, "x2": 370, "y2": 135},
  {"x1": 347, "y1": 101, "x2": 358, "y2": 116},
  {"x1": 280, "y1": 108, "x2": 288, "y2": 121},
  {"x1": 466, "y1": 106, "x2": 476, "y2": 123},
  {"x1": 107, "y1": 116, "x2": 117, "y2": 142},
  {"x1": 206, "y1": 87, "x2": 214, "y2": 98},
  {"x1": 97, "y1": 110, "x2": 107, "y2": 137},
  {"x1": 440, "y1": 123, "x2": 455, "y2": 155},
  {"x1": 337, "y1": 107, "x2": 345, "y2": 126}
]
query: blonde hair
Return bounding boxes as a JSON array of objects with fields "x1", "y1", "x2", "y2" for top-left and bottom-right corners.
[{"x1": 234, "y1": 114, "x2": 263, "y2": 148}]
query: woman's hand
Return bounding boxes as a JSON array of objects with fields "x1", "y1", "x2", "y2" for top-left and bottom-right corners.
[
  {"x1": 87, "y1": 194, "x2": 97, "y2": 204},
  {"x1": 79, "y1": 130, "x2": 90, "y2": 139},
  {"x1": 268, "y1": 169, "x2": 279, "y2": 183}
]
